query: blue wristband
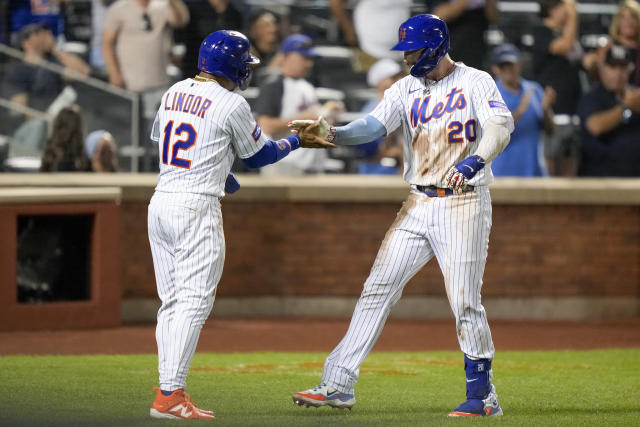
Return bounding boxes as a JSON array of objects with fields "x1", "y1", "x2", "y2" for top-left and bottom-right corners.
[
  {"x1": 287, "y1": 134, "x2": 301, "y2": 150},
  {"x1": 455, "y1": 155, "x2": 486, "y2": 180}
]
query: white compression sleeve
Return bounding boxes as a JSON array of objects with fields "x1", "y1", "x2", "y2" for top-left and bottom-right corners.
[
  {"x1": 334, "y1": 115, "x2": 387, "y2": 146},
  {"x1": 474, "y1": 115, "x2": 513, "y2": 163}
]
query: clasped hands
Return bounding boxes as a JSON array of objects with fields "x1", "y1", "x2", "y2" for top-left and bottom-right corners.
[{"x1": 288, "y1": 116, "x2": 336, "y2": 149}]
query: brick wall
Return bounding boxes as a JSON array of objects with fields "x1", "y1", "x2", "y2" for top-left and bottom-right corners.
[{"x1": 120, "y1": 201, "x2": 640, "y2": 299}]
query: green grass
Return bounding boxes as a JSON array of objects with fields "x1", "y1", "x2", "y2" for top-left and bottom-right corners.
[{"x1": 1, "y1": 350, "x2": 639, "y2": 426}]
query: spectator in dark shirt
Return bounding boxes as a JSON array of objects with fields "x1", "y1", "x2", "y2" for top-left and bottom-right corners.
[
  {"x1": 3, "y1": 23, "x2": 88, "y2": 152},
  {"x1": 578, "y1": 45, "x2": 640, "y2": 177},
  {"x1": 176, "y1": 0, "x2": 243, "y2": 78},
  {"x1": 531, "y1": 0, "x2": 583, "y2": 176},
  {"x1": 41, "y1": 107, "x2": 90, "y2": 172},
  {"x1": 4, "y1": 22, "x2": 89, "y2": 112},
  {"x1": 432, "y1": 0, "x2": 499, "y2": 70}
]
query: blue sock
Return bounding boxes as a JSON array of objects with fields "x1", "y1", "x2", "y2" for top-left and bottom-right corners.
[
  {"x1": 161, "y1": 389, "x2": 173, "y2": 396},
  {"x1": 464, "y1": 355, "x2": 492, "y2": 400}
]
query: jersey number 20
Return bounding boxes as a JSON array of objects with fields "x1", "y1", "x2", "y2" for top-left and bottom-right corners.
[
  {"x1": 447, "y1": 119, "x2": 477, "y2": 144},
  {"x1": 162, "y1": 121, "x2": 196, "y2": 169}
]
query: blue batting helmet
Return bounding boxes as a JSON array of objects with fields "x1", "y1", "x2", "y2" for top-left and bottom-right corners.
[
  {"x1": 198, "y1": 30, "x2": 260, "y2": 89},
  {"x1": 391, "y1": 14, "x2": 450, "y2": 78}
]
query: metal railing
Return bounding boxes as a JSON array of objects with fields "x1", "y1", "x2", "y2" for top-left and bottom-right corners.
[{"x1": 0, "y1": 43, "x2": 142, "y2": 172}]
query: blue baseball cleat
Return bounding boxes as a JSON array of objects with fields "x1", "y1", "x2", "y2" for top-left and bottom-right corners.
[
  {"x1": 292, "y1": 383, "x2": 356, "y2": 410},
  {"x1": 449, "y1": 384, "x2": 503, "y2": 417},
  {"x1": 448, "y1": 356, "x2": 503, "y2": 417}
]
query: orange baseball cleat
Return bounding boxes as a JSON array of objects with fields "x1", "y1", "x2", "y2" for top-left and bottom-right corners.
[{"x1": 150, "y1": 387, "x2": 215, "y2": 420}]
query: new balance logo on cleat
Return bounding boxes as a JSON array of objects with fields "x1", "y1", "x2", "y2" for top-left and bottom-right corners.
[
  {"x1": 292, "y1": 383, "x2": 356, "y2": 410},
  {"x1": 150, "y1": 388, "x2": 215, "y2": 420}
]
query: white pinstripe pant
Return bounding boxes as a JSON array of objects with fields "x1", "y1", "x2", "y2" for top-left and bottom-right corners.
[
  {"x1": 148, "y1": 191, "x2": 225, "y2": 391},
  {"x1": 323, "y1": 187, "x2": 495, "y2": 394}
]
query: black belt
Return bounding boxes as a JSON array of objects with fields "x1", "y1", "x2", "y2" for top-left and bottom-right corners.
[{"x1": 415, "y1": 185, "x2": 475, "y2": 197}]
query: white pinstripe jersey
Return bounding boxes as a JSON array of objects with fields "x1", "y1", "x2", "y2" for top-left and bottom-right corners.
[
  {"x1": 151, "y1": 78, "x2": 268, "y2": 197},
  {"x1": 370, "y1": 63, "x2": 514, "y2": 187}
]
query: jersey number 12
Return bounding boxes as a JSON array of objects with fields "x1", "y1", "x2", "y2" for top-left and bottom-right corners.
[{"x1": 162, "y1": 121, "x2": 196, "y2": 169}]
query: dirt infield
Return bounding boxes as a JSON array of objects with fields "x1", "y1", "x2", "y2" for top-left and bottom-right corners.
[{"x1": 1, "y1": 318, "x2": 639, "y2": 355}]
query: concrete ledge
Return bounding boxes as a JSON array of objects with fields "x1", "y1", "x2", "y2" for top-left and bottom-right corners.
[
  {"x1": 1, "y1": 174, "x2": 639, "y2": 205},
  {"x1": 0, "y1": 187, "x2": 122, "y2": 204},
  {"x1": 121, "y1": 296, "x2": 639, "y2": 323}
]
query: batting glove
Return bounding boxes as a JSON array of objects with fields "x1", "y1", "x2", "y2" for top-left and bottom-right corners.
[
  {"x1": 288, "y1": 116, "x2": 334, "y2": 142},
  {"x1": 224, "y1": 172, "x2": 241, "y2": 194},
  {"x1": 445, "y1": 155, "x2": 485, "y2": 193}
]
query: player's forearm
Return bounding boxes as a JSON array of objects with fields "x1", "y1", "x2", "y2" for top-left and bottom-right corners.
[
  {"x1": 334, "y1": 115, "x2": 387, "y2": 146},
  {"x1": 474, "y1": 115, "x2": 513, "y2": 162},
  {"x1": 242, "y1": 135, "x2": 301, "y2": 168}
]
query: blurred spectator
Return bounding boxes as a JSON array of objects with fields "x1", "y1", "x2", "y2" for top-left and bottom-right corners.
[
  {"x1": 329, "y1": 0, "x2": 411, "y2": 65},
  {"x1": 40, "y1": 107, "x2": 90, "y2": 172},
  {"x1": 85, "y1": 129, "x2": 118, "y2": 172},
  {"x1": 9, "y1": 0, "x2": 66, "y2": 41},
  {"x1": 578, "y1": 44, "x2": 640, "y2": 177},
  {"x1": 102, "y1": 0, "x2": 189, "y2": 171},
  {"x1": 3, "y1": 23, "x2": 88, "y2": 152},
  {"x1": 584, "y1": 0, "x2": 640, "y2": 86},
  {"x1": 255, "y1": 34, "x2": 343, "y2": 175},
  {"x1": 102, "y1": 0, "x2": 189, "y2": 91},
  {"x1": 362, "y1": 58, "x2": 404, "y2": 112},
  {"x1": 431, "y1": 0, "x2": 499, "y2": 70},
  {"x1": 4, "y1": 23, "x2": 89, "y2": 112},
  {"x1": 247, "y1": 9, "x2": 281, "y2": 83},
  {"x1": 612, "y1": 0, "x2": 640, "y2": 85},
  {"x1": 90, "y1": 0, "x2": 116, "y2": 73},
  {"x1": 176, "y1": 0, "x2": 242, "y2": 79},
  {"x1": 531, "y1": 0, "x2": 583, "y2": 176},
  {"x1": 357, "y1": 58, "x2": 404, "y2": 174},
  {"x1": 490, "y1": 43, "x2": 555, "y2": 177}
]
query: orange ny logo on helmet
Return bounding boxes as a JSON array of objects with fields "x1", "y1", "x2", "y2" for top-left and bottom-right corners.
[{"x1": 399, "y1": 27, "x2": 407, "y2": 42}]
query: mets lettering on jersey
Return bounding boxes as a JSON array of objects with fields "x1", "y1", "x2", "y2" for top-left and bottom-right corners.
[
  {"x1": 410, "y1": 87, "x2": 466, "y2": 127},
  {"x1": 368, "y1": 64, "x2": 513, "y2": 186}
]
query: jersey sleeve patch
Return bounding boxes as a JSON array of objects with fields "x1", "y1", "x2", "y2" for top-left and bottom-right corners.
[
  {"x1": 488, "y1": 100, "x2": 509, "y2": 110},
  {"x1": 251, "y1": 124, "x2": 262, "y2": 142}
]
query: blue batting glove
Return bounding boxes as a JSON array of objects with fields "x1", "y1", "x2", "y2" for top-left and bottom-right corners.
[
  {"x1": 445, "y1": 155, "x2": 485, "y2": 192},
  {"x1": 455, "y1": 155, "x2": 486, "y2": 179},
  {"x1": 224, "y1": 172, "x2": 241, "y2": 194}
]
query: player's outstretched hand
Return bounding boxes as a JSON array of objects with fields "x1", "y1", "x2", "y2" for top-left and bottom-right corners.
[
  {"x1": 289, "y1": 117, "x2": 337, "y2": 149},
  {"x1": 445, "y1": 155, "x2": 485, "y2": 193}
]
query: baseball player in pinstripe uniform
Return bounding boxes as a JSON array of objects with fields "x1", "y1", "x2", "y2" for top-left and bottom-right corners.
[
  {"x1": 291, "y1": 14, "x2": 513, "y2": 417},
  {"x1": 147, "y1": 30, "x2": 334, "y2": 420}
]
